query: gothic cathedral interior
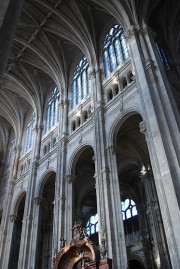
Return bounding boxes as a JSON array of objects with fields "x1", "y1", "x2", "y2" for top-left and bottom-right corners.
[{"x1": 0, "y1": 0, "x2": 180, "y2": 269}]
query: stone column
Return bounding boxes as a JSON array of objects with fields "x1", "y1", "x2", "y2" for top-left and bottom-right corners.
[
  {"x1": 137, "y1": 205, "x2": 155, "y2": 269},
  {"x1": 106, "y1": 145, "x2": 127, "y2": 268},
  {"x1": 64, "y1": 174, "x2": 75, "y2": 242},
  {"x1": 91, "y1": 67, "x2": 127, "y2": 268},
  {"x1": 0, "y1": 143, "x2": 21, "y2": 268},
  {"x1": 126, "y1": 24, "x2": 180, "y2": 267},
  {"x1": 28, "y1": 197, "x2": 42, "y2": 269},
  {"x1": 53, "y1": 98, "x2": 68, "y2": 257},
  {"x1": 141, "y1": 169, "x2": 171, "y2": 269},
  {"x1": 17, "y1": 123, "x2": 43, "y2": 269}
]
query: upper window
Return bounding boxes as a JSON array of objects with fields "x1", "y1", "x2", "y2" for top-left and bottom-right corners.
[
  {"x1": 121, "y1": 199, "x2": 137, "y2": 221},
  {"x1": 86, "y1": 213, "x2": 99, "y2": 236},
  {"x1": 45, "y1": 87, "x2": 60, "y2": 133},
  {"x1": 103, "y1": 24, "x2": 129, "y2": 77},
  {"x1": 23, "y1": 112, "x2": 35, "y2": 153},
  {"x1": 7, "y1": 136, "x2": 15, "y2": 166},
  {"x1": 155, "y1": 41, "x2": 170, "y2": 70},
  {"x1": 71, "y1": 57, "x2": 91, "y2": 108}
]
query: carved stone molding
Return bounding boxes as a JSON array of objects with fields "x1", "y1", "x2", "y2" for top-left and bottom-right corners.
[{"x1": 139, "y1": 120, "x2": 151, "y2": 142}]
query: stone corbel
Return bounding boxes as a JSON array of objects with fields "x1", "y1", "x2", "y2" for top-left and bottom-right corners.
[{"x1": 139, "y1": 120, "x2": 151, "y2": 141}]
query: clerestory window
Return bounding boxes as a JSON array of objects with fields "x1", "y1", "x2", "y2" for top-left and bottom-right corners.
[
  {"x1": 86, "y1": 213, "x2": 99, "y2": 236},
  {"x1": 7, "y1": 136, "x2": 15, "y2": 166},
  {"x1": 103, "y1": 24, "x2": 129, "y2": 77},
  {"x1": 23, "y1": 112, "x2": 35, "y2": 153},
  {"x1": 71, "y1": 57, "x2": 91, "y2": 108},
  {"x1": 155, "y1": 41, "x2": 170, "y2": 70},
  {"x1": 45, "y1": 87, "x2": 60, "y2": 133},
  {"x1": 121, "y1": 199, "x2": 137, "y2": 221}
]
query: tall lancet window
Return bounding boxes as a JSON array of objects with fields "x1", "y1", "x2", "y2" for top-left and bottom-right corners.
[
  {"x1": 103, "y1": 24, "x2": 129, "y2": 77},
  {"x1": 71, "y1": 57, "x2": 91, "y2": 108},
  {"x1": 7, "y1": 136, "x2": 15, "y2": 166},
  {"x1": 24, "y1": 112, "x2": 35, "y2": 153},
  {"x1": 121, "y1": 199, "x2": 137, "y2": 221},
  {"x1": 155, "y1": 41, "x2": 170, "y2": 70},
  {"x1": 45, "y1": 87, "x2": 60, "y2": 133}
]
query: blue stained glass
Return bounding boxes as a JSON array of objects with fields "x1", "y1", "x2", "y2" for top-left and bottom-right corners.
[
  {"x1": 109, "y1": 44, "x2": 116, "y2": 71},
  {"x1": 77, "y1": 75, "x2": 81, "y2": 103},
  {"x1": 45, "y1": 87, "x2": 60, "y2": 133},
  {"x1": 87, "y1": 67, "x2": 91, "y2": 95},
  {"x1": 155, "y1": 42, "x2": 170, "y2": 69},
  {"x1": 114, "y1": 39, "x2": 123, "y2": 65},
  {"x1": 121, "y1": 199, "x2": 138, "y2": 220},
  {"x1": 24, "y1": 112, "x2": 35, "y2": 153},
  {"x1": 103, "y1": 50, "x2": 111, "y2": 77},
  {"x1": 82, "y1": 70, "x2": 87, "y2": 99},
  {"x1": 71, "y1": 57, "x2": 90, "y2": 108},
  {"x1": 103, "y1": 24, "x2": 129, "y2": 77},
  {"x1": 120, "y1": 34, "x2": 129, "y2": 60}
]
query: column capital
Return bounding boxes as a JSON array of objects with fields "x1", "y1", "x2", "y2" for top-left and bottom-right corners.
[
  {"x1": 89, "y1": 68, "x2": 102, "y2": 79},
  {"x1": 125, "y1": 25, "x2": 151, "y2": 40}
]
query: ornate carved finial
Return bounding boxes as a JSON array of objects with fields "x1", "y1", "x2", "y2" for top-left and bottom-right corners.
[
  {"x1": 60, "y1": 237, "x2": 66, "y2": 249},
  {"x1": 71, "y1": 222, "x2": 88, "y2": 242}
]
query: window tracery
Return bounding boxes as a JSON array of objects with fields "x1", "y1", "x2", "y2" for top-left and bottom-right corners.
[
  {"x1": 121, "y1": 199, "x2": 137, "y2": 221},
  {"x1": 23, "y1": 112, "x2": 35, "y2": 153},
  {"x1": 45, "y1": 87, "x2": 60, "y2": 133},
  {"x1": 71, "y1": 57, "x2": 91, "y2": 108},
  {"x1": 86, "y1": 213, "x2": 98, "y2": 236},
  {"x1": 103, "y1": 24, "x2": 129, "y2": 77}
]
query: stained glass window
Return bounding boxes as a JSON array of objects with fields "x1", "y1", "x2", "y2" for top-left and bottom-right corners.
[
  {"x1": 7, "y1": 137, "x2": 15, "y2": 166},
  {"x1": 24, "y1": 112, "x2": 35, "y2": 153},
  {"x1": 103, "y1": 24, "x2": 129, "y2": 77},
  {"x1": 86, "y1": 213, "x2": 99, "y2": 236},
  {"x1": 45, "y1": 87, "x2": 60, "y2": 133},
  {"x1": 71, "y1": 57, "x2": 91, "y2": 108},
  {"x1": 155, "y1": 42, "x2": 170, "y2": 70},
  {"x1": 121, "y1": 199, "x2": 137, "y2": 221}
]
